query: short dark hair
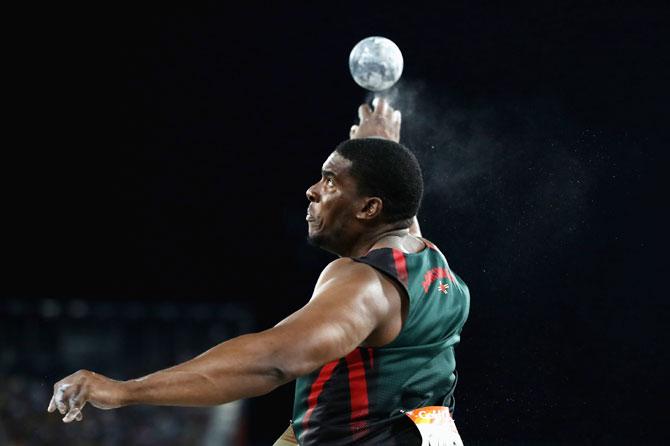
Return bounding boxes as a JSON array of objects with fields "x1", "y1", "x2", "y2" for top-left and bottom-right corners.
[{"x1": 335, "y1": 138, "x2": 423, "y2": 225}]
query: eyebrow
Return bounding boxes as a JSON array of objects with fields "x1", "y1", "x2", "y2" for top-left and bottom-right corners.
[{"x1": 321, "y1": 169, "x2": 336, "y2": 177}]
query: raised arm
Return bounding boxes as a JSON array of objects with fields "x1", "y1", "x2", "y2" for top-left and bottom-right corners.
[
  {"x1": 351, "y1": 98, "x2": 423, "y2": 237},
  {"x1": 409, "y1": 216, "x2": 422, "y2": 237},
  {"x1": 48, "y1": 259, "x2": 402, "y2": 422}
]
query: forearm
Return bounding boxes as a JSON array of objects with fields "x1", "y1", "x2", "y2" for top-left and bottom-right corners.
[{"x1": 120, "y1": 331, "x2": 288, "y2": 407}]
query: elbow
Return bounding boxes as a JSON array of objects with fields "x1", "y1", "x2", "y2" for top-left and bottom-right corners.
[
  {"x1": 239, "y1": 366, "x2": 289, "y2": 399},
  {"x1": 255, "y1": 329, "x2": 326, "y2": 383},
  {"x1": 254, "y1": 345, "x2": 303, "y2": 388},
  {"x1": 271, "y1": 350, "x2": 322, "y2": 383},
  {"x1": 271, "y1": 358, "x2": 302, "y2": 384},
  {"x1": 269, "y1": 364, "x2": 295, "y2": 386}
]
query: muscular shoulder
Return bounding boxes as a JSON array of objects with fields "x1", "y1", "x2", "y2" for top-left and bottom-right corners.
[
  {"x1": 313, "y1": 258, "x2": 401, "y2": 325},
  {"x1": 267, "y1": 257, "x2": 403, "y2": 376},
  {"x1": 313, "y1": 258, "x2": 391, "y2": 297},
  {"x1": 317, "y1": 257, "x2": 375, "y2": 281},
  {"x1": 314, "y1": 258, "x2": 405, "y2": 347}
]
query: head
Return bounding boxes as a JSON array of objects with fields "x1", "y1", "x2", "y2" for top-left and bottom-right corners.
[{"x1": 306, "y1": 138, "x2": 423, "y2": 255}]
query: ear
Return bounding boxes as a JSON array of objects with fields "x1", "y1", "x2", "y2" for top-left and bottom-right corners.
[{"x1": 356, "y1": 197, "x2": 383, "y2": 221}]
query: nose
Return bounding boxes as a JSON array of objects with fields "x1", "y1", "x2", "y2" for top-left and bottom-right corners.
[{"x1": 306, "y1": 182, "x2": 319, "y2": 202}]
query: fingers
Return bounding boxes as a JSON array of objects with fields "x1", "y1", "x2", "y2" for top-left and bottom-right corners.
[
  {"x1": 392, "y1": 110, "x2": 401, "y2": 142},
  {"x1": 361, "y1": 97, "x2": 396, "y2": 122},
  {"x1": 63, "y1": 405, "x2": 85, "y2": 423},
  {"x1": 50, "y1": 380, "x2": 89, "y2": 422},
  {"x1": 372, "y1": 96, "x2": 397, "y2": 117},
  {"x1": 54, "y1": 383, "x2": 71, "y2": 414},
  {"x1": 358, "y1": 104, "x2": 372, "y2": 121},
  {"x1": 354, "y1": 97, "x2": 401, "y2": 142},
  {"x1": 63, "y1": 407, "x2": 82, "y2": 423},
  {"x1": 393, "y1": 109, "x2": 401, "y2": 125},
  {"x1": 373, "y1": 96, "x2": 388, "y2": 115},
  {"x1": 63, "y1": 392, "x2": 87, "y2": 423},
  {"x1": 63, "y1": 386, "x2": 86, "y2": 423}
]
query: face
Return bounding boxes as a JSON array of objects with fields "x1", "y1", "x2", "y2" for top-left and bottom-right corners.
[{"x1": 306, "y1": 152, "x2": 362, "y2": 253}]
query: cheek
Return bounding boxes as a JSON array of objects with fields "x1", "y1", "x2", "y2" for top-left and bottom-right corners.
[
  {"x1": 330, "y1": 199, "x2": 357, "y2": 223},
  {"x1": 321, "y1": 190, "x2": 357, "y2": 218}
]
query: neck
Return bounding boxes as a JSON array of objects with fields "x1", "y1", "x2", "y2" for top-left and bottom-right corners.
[{"x1": 342, "y1": 224, "x2": 411, "y2": 258}]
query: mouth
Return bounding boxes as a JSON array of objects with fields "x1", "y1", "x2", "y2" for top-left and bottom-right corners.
[{"x1": 306, "y1": 206, "x2": 317, "y2": 222}]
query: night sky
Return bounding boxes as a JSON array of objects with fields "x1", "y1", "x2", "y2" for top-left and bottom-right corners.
[{"x1": 7, "y1": 3, "x2": 666, "y2": 444}]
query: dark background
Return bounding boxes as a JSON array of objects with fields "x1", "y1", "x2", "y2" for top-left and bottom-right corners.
[{"x1": 5, "y1": 2, "x2": 667, "y2": 444}]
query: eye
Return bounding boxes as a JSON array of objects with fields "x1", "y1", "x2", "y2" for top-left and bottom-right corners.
[{"x1": 326, "y1": 177, "x2": 335, "y2": 187}]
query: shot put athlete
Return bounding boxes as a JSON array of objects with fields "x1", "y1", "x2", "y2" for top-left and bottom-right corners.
[{"x1": 48, "y1": 98, "x2": 470, "y2": 445}]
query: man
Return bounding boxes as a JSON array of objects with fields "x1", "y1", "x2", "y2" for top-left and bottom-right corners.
[{"x1": 48, "y1": 98, "x2": 470, "y2": 445}]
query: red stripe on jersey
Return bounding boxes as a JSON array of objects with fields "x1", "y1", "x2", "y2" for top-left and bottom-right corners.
[
  {"x1": 422, "y1": 238, "x2": 437, "y2": 250},
  {"x1": 345, "y1": 349, "x2": 370, "y2": 438},
  {"x1": 392, "y1": 249, "x2": 409, "y2": 285},
  {"x1": 302, "y1": 360, "x2": 339, "y2": 431}
]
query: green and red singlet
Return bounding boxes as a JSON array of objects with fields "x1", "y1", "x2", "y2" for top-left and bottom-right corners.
[{"x1": 292, "y1": 238, "x2": 470, "y2": 445}]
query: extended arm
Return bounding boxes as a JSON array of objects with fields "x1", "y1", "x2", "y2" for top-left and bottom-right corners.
[{"x1": 48, "y1": 259, "x2": 401, "y2": 422}]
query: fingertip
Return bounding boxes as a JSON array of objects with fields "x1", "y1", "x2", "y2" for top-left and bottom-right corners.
[
  {"x1": 358, "y1": 104, "x2": 371, "y2": 119},
  {"x1": 63, "y1": 409, "x2": 80, "y2": 423}
]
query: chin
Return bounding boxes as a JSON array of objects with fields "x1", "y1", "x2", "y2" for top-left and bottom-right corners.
[
  {"x1": 307, "y1": 232, "x2": 332, "y2": 250},
  {"x1": 307, "y1": 232, "x2": 326, "y2": 248},
  {"x1": 307, "y1": 233, "x2": 345, "y2": 257}
]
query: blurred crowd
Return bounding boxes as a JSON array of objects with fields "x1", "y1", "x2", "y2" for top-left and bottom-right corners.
[{"x1": 1, "y1": 298, "x2": 252, "y2": 446}]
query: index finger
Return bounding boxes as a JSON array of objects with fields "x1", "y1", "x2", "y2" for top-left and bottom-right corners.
[{"x1": 47, "y1": 395, "x2": 56, "y2": 412}]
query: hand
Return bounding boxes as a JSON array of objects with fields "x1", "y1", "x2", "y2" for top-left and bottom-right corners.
[
  {"x1": 350, "y1": 97, "x2": 401, "y2": 143},
  {"x1": 47, "y1": 370, "x2": 126, "y2": 423}
]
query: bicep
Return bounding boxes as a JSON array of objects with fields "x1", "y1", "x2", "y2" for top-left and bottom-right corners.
[{"x1": 265, "y1": 260, "x2": 390, "y2": 379}]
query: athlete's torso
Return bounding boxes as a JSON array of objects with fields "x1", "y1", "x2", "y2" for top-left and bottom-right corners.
[{"x1": 292, "y1": 237, "x2": 470, "y2": 445}]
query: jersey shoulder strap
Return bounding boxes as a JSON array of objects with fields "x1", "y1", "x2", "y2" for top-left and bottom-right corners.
[{"x1": 352, "y1": 247, "x2": 410, "y2": 295}]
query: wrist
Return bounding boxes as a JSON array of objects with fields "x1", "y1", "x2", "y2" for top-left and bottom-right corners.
[
  {"x1": 117, "y1": 379, "x2": 136, "y2": 406},
  {"x1": 352, "y1": 134, "x2": 398, "y2": 143}
]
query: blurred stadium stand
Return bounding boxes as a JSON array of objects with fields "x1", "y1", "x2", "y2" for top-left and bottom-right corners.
[{"x1": 0, "y1": 298, "x2": 253, "y2": 446}]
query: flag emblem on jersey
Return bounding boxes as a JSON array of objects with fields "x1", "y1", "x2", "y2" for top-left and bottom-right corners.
[
  {"x1": 438, "y1": 282, "x2": 449, "y2": 294},
  {"x1": 421, "y1": 267, "x2": 454, "y2": 293}
]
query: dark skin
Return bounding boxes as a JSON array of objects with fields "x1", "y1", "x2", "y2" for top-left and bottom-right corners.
[{"x1": 47, "y1": 97, "x2": 424, "y2": 424}]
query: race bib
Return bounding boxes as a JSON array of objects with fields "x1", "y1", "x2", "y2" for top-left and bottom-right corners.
[{"x1": 404, "y1": 406, "x2": 464, "y2": 446}]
